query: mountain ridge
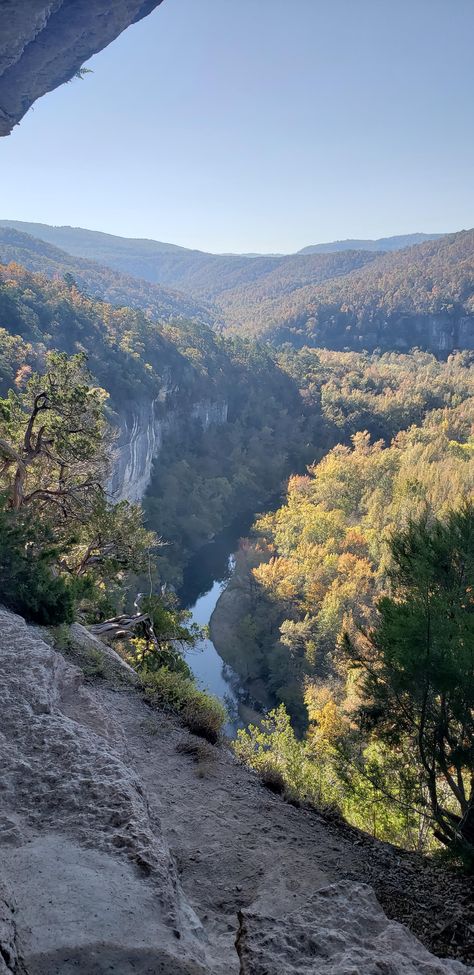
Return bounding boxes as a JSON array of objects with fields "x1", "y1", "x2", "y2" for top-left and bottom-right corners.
[
  {"x1": 0, "y1": 220, "x2": 384, "y2": 302},
  {"x1": 217, "y1": 230, "x2": 474, "y2": 354},
  {"x1": 0, "y1": 226, "x2": 215, "y2": 325},
  {"x1": 2, "y1": 220, "x2": 474, "y2": 359},
  {"x1": 298, "y1": 232, "x2": 446, "y2": 255},
  {"x1": 0, "y1": 219, "x2": 449, "y2": 262}
]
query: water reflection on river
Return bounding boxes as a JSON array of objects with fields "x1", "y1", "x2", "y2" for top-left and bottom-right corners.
[
  {"x1": 179, "y1": 513, "x2": 259, "y2": 738},
  {"x1": 184, "y1": 575, "x2": 244, "y2": 737}
]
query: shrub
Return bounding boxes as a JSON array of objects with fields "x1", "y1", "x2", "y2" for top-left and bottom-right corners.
[
  {"x1": 0, "y1": 505, "x2": 74, "y2": 625},
  {"x1": 259, "y1": 761, "x2": 286, "y2": 794},
  {"x1": 176, "y1": 738, "x2": 215, "y2": 762},
  {"x1": 141, "y1": 668, "x2": 226, "y2": 743},
  {"x1": 182, "y1": 694, "x2": 227, "y2": 744}
]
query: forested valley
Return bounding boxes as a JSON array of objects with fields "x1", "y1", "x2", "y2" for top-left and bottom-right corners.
[
  {"x1": 0, "y1": 227, "x2": 473, "y2": 867},
  {"x1": 3, "y1": 4, "x2": 474, "y2": 970}
]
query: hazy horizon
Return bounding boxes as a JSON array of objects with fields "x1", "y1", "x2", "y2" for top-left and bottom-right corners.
[
  {"x1": 0, "y1": 217, "x2": 461, "y2": 257},
  {"x1": 1, "y1": 0, "x2": 473, "y2": 252}
]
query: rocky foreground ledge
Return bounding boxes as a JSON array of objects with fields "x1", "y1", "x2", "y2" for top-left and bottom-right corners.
[{"x1": 0, "y1": 607, "x2": 472, "y2": 974}]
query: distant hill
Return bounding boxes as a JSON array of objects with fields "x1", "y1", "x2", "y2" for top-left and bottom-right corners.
[
  {"x1": 0, "y1": 220, "x2": 279, "y2": 297},
  {"x1": 2, "y1": 221, "x2": 472, "y2": 357},
  {"x1": 237, "y1": 230, "x2": 474, "y2": 354},
  {"x1": 0, "y1": 220, "x2": 379, "y2": 302},
  {"x1": 0, "y1": 221, "x2": 190, "y2": 257},
  {"x1": 298, "y1": 233, "x2": 445, "y2": 255},
  {"x1": 214, "y1": 250, "x2": 380, "y2": 327},
  {"x1": 0, "y1": 227, "x2": 214, "y2": 324}
]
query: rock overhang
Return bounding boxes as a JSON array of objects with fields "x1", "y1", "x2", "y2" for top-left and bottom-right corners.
[{"x1": 0, "y1": 0, "x2": 165, "y2": 136}]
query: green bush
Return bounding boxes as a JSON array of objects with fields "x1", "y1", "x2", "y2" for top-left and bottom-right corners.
[
  {"x1": 141, "y1": 668, "x2": 226, "y2": 743},
  {"x1": 259, "y1": 761, "x2": 287, "y2": 794},
  {"x1": 0, "y1": 505, "x2": 74, "y2": 625},
  {"x1": 182, "y1": 694, "x2": 226, "y2": 743}
]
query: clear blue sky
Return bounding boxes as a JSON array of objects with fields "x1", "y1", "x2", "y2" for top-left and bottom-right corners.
[{"x1": 1, "y1": 0, "x2": 473, "y2": 253}]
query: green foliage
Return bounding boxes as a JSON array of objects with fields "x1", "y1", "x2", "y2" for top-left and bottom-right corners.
[
  {"x1": 125, "y1": 593, "x2": 201, "y2": 673},
  {"x1": 0, "y1": 503, "x2": 75, "y2": 624},
  {"x1": 0, "y1": 352, "x2": 157, "y2": 623},
  {"x1": 235, "y1": 407, "x2": 473, "y2": 717},
  {"x1": 0, "y1": 261, "x2": 216, "y2": 403},
  {"x1": 235, "y1": 701, "x2": 436, "y2": 849},
  {"x1": 278, "y1": 347, "x2": 474, "y2": 442},
  {"x1": 71, "y1": 67, "x2": 93, "y2": 81},
  {"x1": 219, "y1": 230, "x2": 474, "y2": 347},
  {"x1": 0, "y1": 350, "x2": 108, "y2": 510},
  {"x1": 234, "y1": 502, "x2": 474, "y2": 854},
  {"x1": 141, "y1": 668, "x2": 226, "y2": 743},
  {"x1": 335, "y1": 739, "x2": 428, "y2": 849},
  {"x1": 226, "y1": 356, "x2": 474, "y2": 854},
  {"x1": 349, "y1": 503, "x2": 474, "y2": 854},
  {"x1": 234, "y1": 705, "x2": 321, "y2": 802}
]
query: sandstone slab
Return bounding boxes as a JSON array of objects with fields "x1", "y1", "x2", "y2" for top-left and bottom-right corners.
[
  {"x1": 236, "y1": 880, "x2": 472, "y2": 975},
  {"x1": 0, "y1": 607, "x2": 204, "y2": 973}
]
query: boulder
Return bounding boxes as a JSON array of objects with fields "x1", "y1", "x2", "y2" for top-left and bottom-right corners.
[
  {"x1": 69, "y1": 621, "x2": 139, "y2": 682},
  {"x1": 236, "y1": 880, "x2": 471, "y2": 975},
  {"x1": 0, "y1": 607, "x2": 205, "y2": 974}
]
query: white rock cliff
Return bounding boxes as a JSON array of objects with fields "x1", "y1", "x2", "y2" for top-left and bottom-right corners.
[{"x1": 110, "y1": 398, "x2": 228, "y2": 502}]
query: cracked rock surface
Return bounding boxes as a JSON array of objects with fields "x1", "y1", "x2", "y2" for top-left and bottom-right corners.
[
  {"x1": 236, "y1": 881, "x2": 470, "y2": 975},
  {"x1": 0, "y1": 608, "x2": 205, "y2": 974},
  {"x1": 0, "y1": 606, "x2": 472, "y2": 974},
  {"x1": 0, "y1": 881, "x2": 18, "y2": 975}
]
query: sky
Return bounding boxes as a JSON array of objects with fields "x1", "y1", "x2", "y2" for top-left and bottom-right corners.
[{"x1": 1, "y1": 0, "x2": 473, "y2": 254}]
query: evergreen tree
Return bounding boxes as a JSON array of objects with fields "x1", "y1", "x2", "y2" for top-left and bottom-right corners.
[{"x1": 350, "y1": 503, "x2": 474, "y2": 854}]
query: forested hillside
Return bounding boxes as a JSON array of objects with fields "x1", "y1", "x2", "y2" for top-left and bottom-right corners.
[
  {"x1": 0, "y1": 261, "x2": 216, "y2": 403},
  {"x1": 1, "y1": 247, "x2": 474, "y2": 866},
  {"x1": 5, "y1": 221, "x2": 473, "y2": 359},
  {"x1": 0, "y1": 220, "x2": 285, "y2": 295},
  {"x1": 3, "y1": 257, "x2": 474, "y2": 588},
  {"x1": 0, "y1": 261, "x2": 325, "y2": 585},
  {"x1": 0, "y1": 227, "x2": 213, "y2": 324},
  {"x1": 298, "y1": 232, "x2": 443, "y2": 255},
  {"x1": 213, "y1": 348, "x2": 474, "y2": 852},
  {"x1": 219, "y1": 231, "x2": 474, "y2": 351},
  {"x1": 212, "y1": 348, "x2": 474, "y2": 713},
  {"x1": 0, "y1": 220, "x2": 381, "y2": 302}
]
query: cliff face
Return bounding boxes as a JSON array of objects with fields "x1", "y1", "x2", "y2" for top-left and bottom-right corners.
[
  {"x1": 0, "y1": 0, "x2": 164, "y2": 136},
  {"x1": 362, "y1": 313, "x2": 474, "y2": 356},
  {"x1": 110, "y1": 398, "x2": 229, "y2": 502},
  {"x1": 273, "y1": 312, "x2": 474, "y2": 357}
]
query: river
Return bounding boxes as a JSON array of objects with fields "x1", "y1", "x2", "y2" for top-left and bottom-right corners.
[{"x1": 178, "y1": 512, "x2": 260, "y2": 737}]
